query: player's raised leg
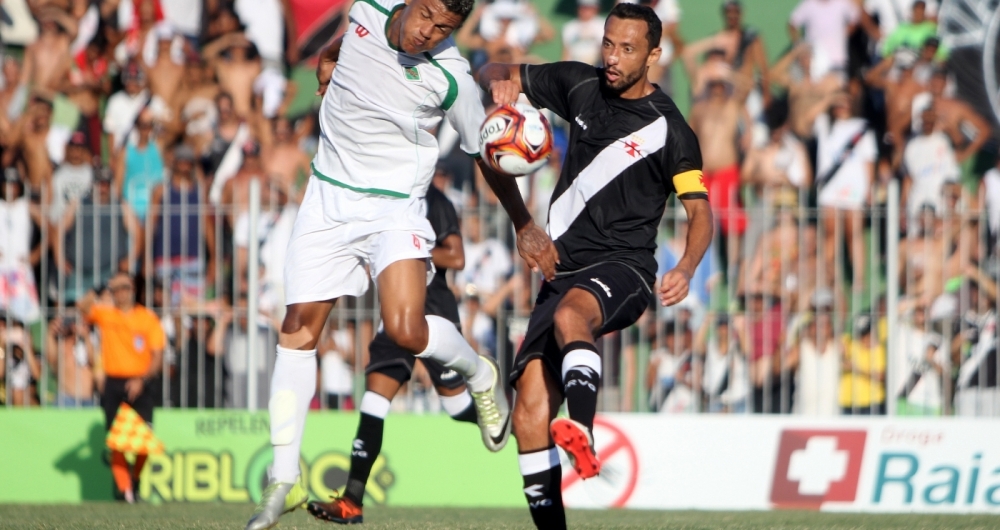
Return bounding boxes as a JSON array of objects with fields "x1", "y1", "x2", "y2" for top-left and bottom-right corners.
[
  {"x1": 550, "y1": 288, "x2": 605, "y2": 479},
  {"x1": 376, "y1": 257, "x2": 510, "y2": 451},
  {"x1": 245, "y1": 301, "x2": 332, "y2": 530},
  {"x1": 513, "y1": 359, "x2": 567, "y2": 530}
]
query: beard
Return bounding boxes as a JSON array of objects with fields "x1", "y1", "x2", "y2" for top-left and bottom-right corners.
[{"x1": 603, "y1": 66, "x2": 647, "y2": 94}]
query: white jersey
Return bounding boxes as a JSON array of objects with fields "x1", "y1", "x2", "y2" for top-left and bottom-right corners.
[{"x1": 314, "y1": 0, "x2": 485, "y2": 199}]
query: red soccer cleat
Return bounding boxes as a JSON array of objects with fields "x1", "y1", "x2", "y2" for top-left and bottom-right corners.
[
  {"x1": 550, "y1": 417, "x2": 600, "y2": 479},
  {"x1": 307, "y1": 494, "x2": 363, "y2": 525}
]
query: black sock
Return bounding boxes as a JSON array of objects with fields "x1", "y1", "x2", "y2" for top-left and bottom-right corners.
[
  {"x1": 520, "y1": 449, "x2": 566, "y2": 530},
  {"x1": 562, "y1": 341, "x2": 601, "y2": 432},
  {"x1": 344, "y1": 412, "x2": 384, "y2": 506},
  {"x1": 450, "y1": 403, "x2": 478, "y2": 424}
]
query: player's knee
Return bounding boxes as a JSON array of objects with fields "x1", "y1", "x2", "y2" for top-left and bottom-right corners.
[
  {"x1": 512, "y1": 389, "x2": 551, "y2": 434},
  {"x1": 553, "y1": 304, "x2": 590, "y2": 342},
  {"x1": 280, "y1": 306, "x2": 320, "y2": 349},
  {"x1": 382, "y1": 314, "x2": 429, "y2": 354}
]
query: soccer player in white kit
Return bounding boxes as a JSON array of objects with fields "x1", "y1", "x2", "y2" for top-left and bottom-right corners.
[{"x1": 242, "y1": 0, "x2": 553, "y2": 527}]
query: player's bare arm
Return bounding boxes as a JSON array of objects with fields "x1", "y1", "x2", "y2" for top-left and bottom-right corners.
[
  {"x1": 659, "y1": 197, "x2": 713, "y2": 307},
  {"x1": 477, "y1": 157, "x2": 559, "y2": 280},
  {"x1": 477, "y1": 63, "x2": 523, "y2": 106},
  {"x1": 316, "y1": 36, "x2": 344, "y2": 96},
  {"x1": 431, "y1": 233, "x2": 465, "y2": 270}
]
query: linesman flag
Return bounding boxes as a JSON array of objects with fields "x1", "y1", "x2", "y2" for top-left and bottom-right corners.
[{"x1": 105, "y1": 403, "x2": 164, "y2": 455}]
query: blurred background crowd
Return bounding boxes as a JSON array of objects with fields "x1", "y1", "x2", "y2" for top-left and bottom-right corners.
[{"x1": 0, "y1": 0, "x2": 998, "y2": 418}]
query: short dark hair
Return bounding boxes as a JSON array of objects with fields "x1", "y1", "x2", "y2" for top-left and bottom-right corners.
[
  {"x1": 440, "y1": 0, "x2": 474, "y2": 19},
  {"x1": 608, "y1": 2, "x2": 662, "y2": 53}
]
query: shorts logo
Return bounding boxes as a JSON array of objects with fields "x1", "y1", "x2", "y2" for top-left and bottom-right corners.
[
  {"x1": 575, "y1": 115, "x2": 588, "y2": 130},
  {"x1": 590, "y1": 278, "x2": 612, "y2": 298},
  {"x1": 403, "y1": 66, "x2": 421, "y2": 82},
  {"x1": 440, "y1": 370, "x2": 459, "y2": 380},
  {"x1": 412, "y1": 234, "x2": 422, "y2": 249},
  {"x1": 355, "y1": 24, "x2": 370, "y2": 38},
  {"x1": 770, "y1": 429, "x2": 867, "y2": 509}
]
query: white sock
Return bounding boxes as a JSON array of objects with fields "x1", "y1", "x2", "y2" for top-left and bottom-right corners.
[
  {"x1": 269, "y1": 346, "x2": 317, "y2": 483},
  {"x1": 561, "y1": 349, "x2": 603, "y2": 381},
  {"x1": 417, "y1": 315, "x2": 493, "y2": 393},
  {"x1": 360, "y1": 391, "x2": 391, "y2": 419},
  {"x1": 440, "y1": 391, "x2": 473, "y2": 417}
]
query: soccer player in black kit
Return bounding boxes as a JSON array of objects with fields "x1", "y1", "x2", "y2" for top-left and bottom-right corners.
[
  {"x1": 307, "y1": 184, "x2": 478, "y2": 524},
  {"x1": 478, "y1": 3, "x2": 713, "y2": 528}
]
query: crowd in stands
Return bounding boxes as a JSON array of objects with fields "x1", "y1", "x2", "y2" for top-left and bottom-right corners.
[{"x1": 0, "y1": 0, "x2": 997, "y2": 417}]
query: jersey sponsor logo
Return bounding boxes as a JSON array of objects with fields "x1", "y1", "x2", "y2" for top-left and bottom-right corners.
[
  {"x1": 590, "y1": 277, "x2": 612, "y2": 298},
  {"x1": 355, "y1": 24, "x2": 370, "y2": 38},
  {"x1": 575, "y1": 115, "x2": 588, "y2": 130},
  {"x1": 403, "y1": 66, "x2": 421, "y2": 82},
  {"x1": 412, "y1": 234, "x2": 422, "y2": 249},
  {"x1": 770, "y1": 429, "x2": 867, "y2": 509},
  {"x1": 547, "y1": 117, "x2": 667, "y2": 241}
]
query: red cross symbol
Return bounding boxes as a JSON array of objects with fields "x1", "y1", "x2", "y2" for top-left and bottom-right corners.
[{"x1": 624, "y1": 140, "x2": 640, "y2": 157}]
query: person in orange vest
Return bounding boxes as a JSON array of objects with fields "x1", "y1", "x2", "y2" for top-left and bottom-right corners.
[{"x1": 78, "y1": 272, "x2": 165, "y2": 503}]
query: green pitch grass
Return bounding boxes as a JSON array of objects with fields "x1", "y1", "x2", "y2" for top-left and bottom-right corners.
[{"x1": 0, "y1": 504, "x2": 996, "y2": 530}]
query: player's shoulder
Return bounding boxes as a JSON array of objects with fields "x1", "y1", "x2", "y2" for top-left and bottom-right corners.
[{"x1": 425, "y1": 41, "x2": 473, "y2": 76}]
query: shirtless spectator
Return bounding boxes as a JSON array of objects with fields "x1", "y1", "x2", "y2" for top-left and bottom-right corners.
[
  {"x1": 2, "y1": 92, "x2": 57, "y2": 198},
  {"x1": 771, "y1": 44, "x2": 845, "y2": 140},
  {"x1": 0, "y1": 57, "x2": 26, "y2": 133},
  {"x1": 810, "y1": 92, "x2": 877, "y2": 293},
  {"x1": 738, "y1": 196, "x2": 806, "y2": 306},
  {"x1": 707, "y1": 1, "x2": 770, "y2": 107},
  {"x1": 865, "y1": 50, "x2": 926, "y2": 167},
  {"x1": 899, "y1": 191, "x2": 979, "y2": 305},
  {"x1": 457, "y1": 0, "x2": 554, "y2": 64},
  {"x1": 912, "y1": 69, "x2": 991, "y2": 166},
  {"x1": 62, "y1": 37, "x2": 112, "y2": 156},
  {"x1": 203, "y1": 33, "x2": 263, "y2": 119},
  {"x1": 112, "y1": 0, "x2": 161, "y2": 66},
  {"x1": 47, "y1": 315, "x2": 97, "y2": 407},
  {"x1": 174, "y1": 59, "x2": 221, "y2": 156},
  {"x1": 221, "y1": 141, "x2": 280, "y2": 292},
  {"x1": 689, "y1": 78, "x2": 751, "y2": 274},
  {"x1": 145, "y1": 27, "x2": 186, "y2": 127},
  {"x1": 21, "y1": 7, "x2": 76, "y2": 93},
  {"x1": 681, "y1": 45, "x2": 732, "y2": 101},
  {"x1": 788, "y1": 0, "x2": 859, "y2": 76},
  {"x1": 263, "y1": 118, "x2": 310, "y2": 203},
  {"x1": 902, "y1": 105, "x2": 961, "y2": 224}
]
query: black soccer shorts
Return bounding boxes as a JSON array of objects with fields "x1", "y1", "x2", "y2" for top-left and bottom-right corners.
[
  {"x1": 509, "y1": 261, "x2": 652, "y2": 390},
  {"x1": 365, "y1": 331, "x2": 465, "y2": 391},
  {"x1": 101, "y1": 376, "x2": 155, "y2": 430}
]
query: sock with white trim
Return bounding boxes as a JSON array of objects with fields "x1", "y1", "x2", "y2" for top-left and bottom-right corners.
[
  {"x1": 269, "y1": 346, "x2": 317, "y2": 483},
  {"x1": 561, "y1": 341, "x2": 602, "y2": 432},
  {"x1": 519, "y1": 448, "x2": 566, "y2": 530},
  {"x1": 440, "y1": 391, "x2": 477, "y2": 424},
  {"x1": 344, "y1": 391, "x2": 391, "y2": 506},
  {"x1": 417, "y1": 315, "x2": 493, "y2": 393}
]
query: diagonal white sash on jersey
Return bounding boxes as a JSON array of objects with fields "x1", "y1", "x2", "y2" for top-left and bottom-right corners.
[{"x1": 547, "y1": 117, "x2": 667, "y2": 241}]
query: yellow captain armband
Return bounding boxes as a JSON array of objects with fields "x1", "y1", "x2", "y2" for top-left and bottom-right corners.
[{"x1": 672, "y1": 170, "x2": 708, "y2": 200}]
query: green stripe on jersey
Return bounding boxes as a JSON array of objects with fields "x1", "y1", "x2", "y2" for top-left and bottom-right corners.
[
  {"x1": 354, "y1": 0, "x2": 390, "y2": 16},
  {"x1": 423, "y1": 54, "x2": 458, "y2": 111},
  {"x1": 312, "y1": 163, "x2": 410, "y2": 198}
]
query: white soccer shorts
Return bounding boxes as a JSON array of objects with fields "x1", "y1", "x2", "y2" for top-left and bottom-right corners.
[{"x1": 283, "y1": 176, "x2": 435, "y2": 305}]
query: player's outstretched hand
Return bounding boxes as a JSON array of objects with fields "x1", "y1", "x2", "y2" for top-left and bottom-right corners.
[
  {"x1": 516, "y1": 221, "x2": 559, "y2": 281},
  {"x1": 658, "y1": 268, "x2": 692, "y2": 307},
  {"x1": 489, "y1": 79, "x2": 521, "y2": 106}
]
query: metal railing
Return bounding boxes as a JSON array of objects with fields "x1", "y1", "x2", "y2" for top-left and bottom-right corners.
[{"x1": 2, "y1": 174, "x2": 998, "y2": 417}]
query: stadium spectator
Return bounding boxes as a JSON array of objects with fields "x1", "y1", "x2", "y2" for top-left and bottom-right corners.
[
  {"x1": 658, "y1": 209, "x2": 718, "y2": 309},
  {"x1": 880, "y1": 1, "x2": 941, "y2": 59},
  {"x1": 52, "y1": 168, "x2": 141, "y2": 304},
  {"x1": 955, "y1": 269, "x2": 999, "y2": 416},
  {"x1": 840, "y1": 314, "x2": 886, "y2": 414},
  {"x1": 789, "y1": 292, "x2": 842, "y2": 416},
  {"x1": 912, "y1": 69, "x2": 991, "y2": 166},
  {"x1": 694, "y1": 314, "x2": 748, "y2": 413},
  {"x1": 862, "y1": 0, "x2": 938, "y2": 49},
  {"x1": 458, "y1": 212, "x2": 512, "y2": 354},
  {"x1": 812, "y1": 92, "x2": 877, "y2": 293},
  {"x1": 458, "y1": 0, "x2": 554, "y2": 64},
  {"x1": 144, "y1": 27, "x2": 186, "y2": 126},
  {"x1": 113, "y1": 108, "x2": 164, "y2": 221},
  {"x1": 263, "y1": 117, "x2": 311, "y2": 203},
  {"x1": 0, "y1": 314, "x2": 41, "y2": 406},
  {"x1": 893, "y1": 302, "x2": 945, "y2": 415},
  {"x1": 3, "y1": 92, "x2": 59, "y2": 197},
  {"x1": 22, "y1": 7, "x2": 76, "y2": 93},
  {"x1": 648, "y1": 319, "x2": 695, "y2": 413},
  {"x1": 0, "y1": 168, "x2": 42, "y2": 324},
  {"x1": 147, "y1": 144, "x2": 215, "y2": 306},
  {"x1": 770, "y1": 44, "x2": 845, "y2": 140},
  {"x1": 171, "y1": 313, "x2": 224, "y2": 408},
  {"x1": 318, "y1": 320, "x2": 355, "y2": 410},
  {"x1": 0, "y1": 56, "x2": 26, "y2": 129},
  {"x1": 902, "y1": 104, "x2": 960, "y2": 223},
  {"x1": 46, "y1": 314, "x2": 96, "y2": 407},
  {"x1": 706, "y1": 1, "x2": 770, "y2": 107},
  {"x1": 211, "y1": 292, "x2": 276, "y2": 409},
  {"x1": 738, "y1": 196, "x2": 806, "y2": 306},
  {"x1": 689, "y1": 78, "x2": 751, "y2": 277},
  {"x1": 47, "y1": 131, "x2": 91, "y2": 215},
  {"x1": 980, "y1": 156, "x2": 1000, "y2": 255},
  {"x1": 561, "y1": 0, "x2": 604, "y2": 66},
  {"x1": 864, "y1": 51, "x2": 926, "y2": 167},
  {"x1": 680, "y1": 44, "x2": 732, "y2": 101},
  {"x1": 79, "y1": 272, "x2": 165, "y2": 503},
  {"x1": 788, "y1": 0, "x2": 860, "y2": 76},
  {"x1": 203, "y1": 33, "x2": 263, "y2": 119},
  {"x1": 175, "y1": 58, "x2": 222, "y2": 157},
  {"x1": 64, "y1": 37, "x2": 111, "y2": 157},
  {"x1": 104, "y1": 62, "x2": 164, "y2": 151},
  {"x1": 738, "y1": 292, "x2": 791, "y2": 413}
]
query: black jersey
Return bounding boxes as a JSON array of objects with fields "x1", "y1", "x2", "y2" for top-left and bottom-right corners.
[
  {"x1": 520, "y1": 61, "x2": 707, "y2": 283},
  {"x1": 425, "y1": 185, "x2": 462, "y2": 325}
]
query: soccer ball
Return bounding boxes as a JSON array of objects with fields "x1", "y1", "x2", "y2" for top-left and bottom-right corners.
[{"x1": 478, "y1": 104, "x2": 553, "y2": 176}]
